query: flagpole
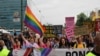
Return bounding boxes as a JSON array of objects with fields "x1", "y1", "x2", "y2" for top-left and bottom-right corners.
[{"x1": 21, "y1": 0, "x2": 23, "y2": 32}]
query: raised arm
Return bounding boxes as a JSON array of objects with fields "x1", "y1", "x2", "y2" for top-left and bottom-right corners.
[
  {"x1": 9, "y1": 35, "x2": 15, "y2": 45},
  {"x1": 89, "y1": 33, "x2": 94, "y2": 43},
  {"x1": 21, "y1": 33, "x2": 26, "y2": 42}
]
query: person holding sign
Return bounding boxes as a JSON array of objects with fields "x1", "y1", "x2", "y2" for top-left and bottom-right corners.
[{"x1": 86, "y1": 32, "x2": 100, "y2": 56}]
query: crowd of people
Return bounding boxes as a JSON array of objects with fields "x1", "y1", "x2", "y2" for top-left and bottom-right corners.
[
  {"x1": 1, "y1": 26, "x2": 100, "y2": 56},
  {"x1": 0, "y1": 28, "x2": 100, "y2": 56},
  {"x1": 0, "y1": 29, "x2": 95, "y2": 50}
]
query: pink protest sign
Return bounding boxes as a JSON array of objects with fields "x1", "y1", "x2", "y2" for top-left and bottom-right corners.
[
  {"x1": 66, "y1": 17, "x2": 75, "y2": 27},
  {"x1": 66, "y1": 27, "x2": 74, "y2": 40},
  {"x1": 65, "y1": 17, "x2": 75, "y2": 41}
]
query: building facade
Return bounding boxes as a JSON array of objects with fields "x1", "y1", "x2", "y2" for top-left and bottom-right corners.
[{"x1": 0, "y1": 0, "x2": 27, "y2": 29}]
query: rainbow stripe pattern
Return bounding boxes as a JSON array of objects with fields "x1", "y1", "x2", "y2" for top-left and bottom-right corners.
[
  {"x1": 24, "y1": 0, "x2": 45, "y2": 36},
  {"x1": 39, "y1": 48, "x2": 52, "y2": 56}
]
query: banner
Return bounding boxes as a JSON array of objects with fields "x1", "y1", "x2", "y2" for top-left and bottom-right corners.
[
  {"x1": 48, "y1": 48, "x2": 93, "y2": 56},
  {"x1": 43, "y1": 25, "x2": 63, "y2": 37},
  {"x1": 13, "y1": 48, "x2": 93, "y2": 56},
  {"x1": 74, "y1": 25, "x2": 89, "y2": 35},
  {"x1": 13, "y1": 49, "x2": 26, "y2": 56},
  {"x1": 13, "y1": 48, "x2": 33, "y2": 56},
  {"x1": 65, "y1": 17, "x2": 75, "y2": 41}
]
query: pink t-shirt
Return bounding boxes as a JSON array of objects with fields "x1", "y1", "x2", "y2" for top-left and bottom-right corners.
[
  {"x1": 23, "y1": 40, "x2": 40, "y2": 48},
  {"x1": 39, "y1": 43, "x2": 47, "y2": 48}
]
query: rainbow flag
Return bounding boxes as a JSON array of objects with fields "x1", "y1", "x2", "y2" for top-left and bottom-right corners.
[
  {"x1": 33, "y1": 48, "x2": 52, "y2": 56},
  {"x1": 24, "y1": 0, "x2": 45, "y2": 36},
  {"x1": 40, "y1": 48, "x2": 52, "y2": 56}
]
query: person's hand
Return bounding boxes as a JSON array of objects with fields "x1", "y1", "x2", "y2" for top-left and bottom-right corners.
[{"x1": 89, "y1": 33, "x2": 94, "y2": 43}]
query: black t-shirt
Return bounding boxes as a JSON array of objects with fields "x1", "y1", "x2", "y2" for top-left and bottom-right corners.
[
  {"x1": 91, "y1": 50, "x2": 100, "y2": 56},
  {"x1": 70, "y1": 42, "x2": 76, "y2": 47}
]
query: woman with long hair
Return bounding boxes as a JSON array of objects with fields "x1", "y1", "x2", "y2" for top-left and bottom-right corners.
[{"x1": 59, "y1": 38, "x2": 69, "y2": 48}]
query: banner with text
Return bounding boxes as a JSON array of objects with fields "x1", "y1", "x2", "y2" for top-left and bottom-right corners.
[
  {"x1": 48, "y1": 48, "x2": 93, "y2": 56},
  {"x1": 13, "y1": 48, "x2": 93, "y2": 56}
]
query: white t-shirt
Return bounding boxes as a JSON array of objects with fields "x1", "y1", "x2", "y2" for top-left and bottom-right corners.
[{"x1": 22, "y1": 40, "x2": 39, "y2": 48}]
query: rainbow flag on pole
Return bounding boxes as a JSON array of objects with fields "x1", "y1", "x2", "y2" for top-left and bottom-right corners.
[{"x1": 24, "y1": 0, "x2": 45, "y2": 36}]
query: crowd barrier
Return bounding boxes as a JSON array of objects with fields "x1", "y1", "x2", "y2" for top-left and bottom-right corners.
[{"x1": 13, "y1": 48, "x2": 93, "y2": 56}]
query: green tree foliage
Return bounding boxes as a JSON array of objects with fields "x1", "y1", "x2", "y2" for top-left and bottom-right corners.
[
  {"x1": 76, "y1": 13, "x2": 87, "y2": 26},
  {"x1": 85, "y1": 17, "x2": 92, "y2": 22}
]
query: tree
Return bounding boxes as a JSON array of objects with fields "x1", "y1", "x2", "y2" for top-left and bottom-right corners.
[
  {"x1": 85, "y1": 17, "x2": 92, "y2": 22},
  {"x1": 76, "y1": 13, "x2": 87, "y2": 26}
]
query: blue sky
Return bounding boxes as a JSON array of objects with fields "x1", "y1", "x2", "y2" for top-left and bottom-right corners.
[{"x1": 30, "y1": 0, "x2": 100, "y2": 25}]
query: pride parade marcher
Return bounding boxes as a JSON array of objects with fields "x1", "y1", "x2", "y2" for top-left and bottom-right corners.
[
  {"x1": 86, "y1": 32, "x2": 100, "y2": 56},
  {"x1": 21, "y1": 33, "x2": 40, "y2": 49},
  {"x1": 0, "y1": 40, "x2": 12, "y2": 56},
  {"x1": 74, "y1": 35, "x2": 86, "y2": 48}
]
